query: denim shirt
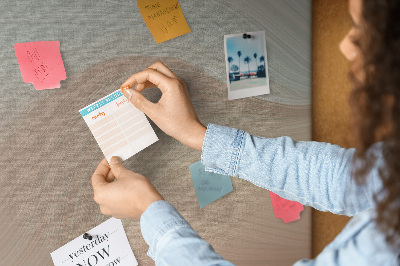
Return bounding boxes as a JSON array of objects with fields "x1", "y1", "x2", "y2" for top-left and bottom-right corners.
[{"x1": 140, "y1": 124, "x2": 399, "y2": 265}]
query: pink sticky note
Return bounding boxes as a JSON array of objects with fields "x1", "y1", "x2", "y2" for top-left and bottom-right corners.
[
  {"x1": 269, "y1": 191, "x2": 304, "y2": 223},
  {"x1": 14, "y1": 41, "x2": 67, "y2": 90}
]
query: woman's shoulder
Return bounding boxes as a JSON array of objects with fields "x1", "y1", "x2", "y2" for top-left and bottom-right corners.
[{"x1": 321, "y1": 209, "x2": 399, "y2": 265}]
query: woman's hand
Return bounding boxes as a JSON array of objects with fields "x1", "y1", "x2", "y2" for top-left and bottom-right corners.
[
  {"x1": 91, "y1": 157, "x2": 164, "y2": 219},
  {"x1": 120, "y1": 61, "x2": 206, "y2": 151}
]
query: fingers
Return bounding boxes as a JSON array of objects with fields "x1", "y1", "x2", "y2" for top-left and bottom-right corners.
[
  {"x1": 122, "y1": 89, "x2": 157, "y2": 116},
  {"x1": 109, "y1": 156, "x2": 129, "y2": 178},
  {"x1": 147, "y1": 61, "x2": 178, "y2": 79},
  {"x1": 105, "y1": 168, "x2": 116, "y2": 183},
  {"x1": 120, "y1": 68, "x2": 174, "y2": 94},
  {"x1": 91, "y1": 158, "x2": 110, "y2": 189},
  {"x1": 119, "y1": 61, "x2": 182, "y2": 117},
  {"x1": 127, "y1": 62, "x2": 179, "y2": 92},
  {"x1": 135, "y1": 81, "x2": 156, "y2": 92}
]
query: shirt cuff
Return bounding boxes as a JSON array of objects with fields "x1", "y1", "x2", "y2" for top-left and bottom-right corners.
[
  {"x1": 140, "y1": 200, "x2": 192, "y2": 260},
  {"x1": 201, "y1": 124, "x2": 245, "y2": 177}
]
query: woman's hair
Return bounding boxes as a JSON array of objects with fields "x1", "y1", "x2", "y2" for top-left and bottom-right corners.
[{"x1": 350, "y1": 0, "x2": 400, "y2": 250}]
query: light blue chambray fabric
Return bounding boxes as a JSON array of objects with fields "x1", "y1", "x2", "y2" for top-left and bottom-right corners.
[{"x1": 139, "y1": 124, "x2": 399, "y2": 265}]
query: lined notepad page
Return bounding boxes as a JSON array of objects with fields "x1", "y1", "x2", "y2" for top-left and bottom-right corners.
[{"x1": 79, "y1": 90, "x2": 158, "y2": 162}]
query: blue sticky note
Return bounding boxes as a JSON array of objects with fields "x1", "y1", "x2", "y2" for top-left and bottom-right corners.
[{"x1": 189, "y1": 161, "x2": 233, "y2": 208}]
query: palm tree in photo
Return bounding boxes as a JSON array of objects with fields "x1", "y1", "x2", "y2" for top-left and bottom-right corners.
[
  {"x1": 237, "y1": 51, "x2": 242, "y2": 78},
  {"x1": 244, "y1": 56, "x2": 251, "y2": 78},
  {"x1": 227, "y1": 56, "x2": 233, "y2": 74},
  {"x1": 253, "y1": 53, "x2": 258, "y2": 71},
  {"x1": 231, "y1": 64, "x2": 239, "y2": 73},
  {"x1": 260, "y1": 55, "x2": 265, "y2": 71}
]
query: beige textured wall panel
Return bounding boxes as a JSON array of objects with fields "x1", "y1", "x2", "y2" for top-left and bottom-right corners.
[{"x1": 1, "y1": 1, "x2": 312, "y2": 265}]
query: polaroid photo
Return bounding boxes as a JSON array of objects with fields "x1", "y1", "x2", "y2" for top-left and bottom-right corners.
[{"x1": 224, "y1": 31, "x2": 270, "y2": 100}]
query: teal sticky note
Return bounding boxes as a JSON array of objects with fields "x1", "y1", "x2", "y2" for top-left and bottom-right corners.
[{"x1": 189, "y1": 161, "x2": 233, "y2": 208}]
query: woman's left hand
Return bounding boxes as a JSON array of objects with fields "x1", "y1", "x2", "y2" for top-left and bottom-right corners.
[{"x1": 91, "y1": 157, "x2": 164, "y2": 219}]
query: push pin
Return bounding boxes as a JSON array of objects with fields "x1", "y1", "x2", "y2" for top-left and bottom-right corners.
[
  {"x1": 120, "y1": 85, "x2": 130, "y2": 92},
  {"x1": 243, "y1": 33, "x2": 252, "y2": 39},
  {"x1": 83, "y1": 233, "x2": 93, "y2": 240}
]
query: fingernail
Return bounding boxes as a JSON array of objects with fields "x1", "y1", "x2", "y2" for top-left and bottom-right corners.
[
  {"x1": 124, "y1": 89, "x2": 133, "y2": 100},
  {"x1": 110, "y1": 156, "x2": 121, "y2": 165}
]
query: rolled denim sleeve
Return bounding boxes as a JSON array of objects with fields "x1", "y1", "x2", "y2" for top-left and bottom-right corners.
[
  {"x1": 140, "y1": 200, "x2": 234, "y2": 265},
  {"x1": 201, "y1": 124, "x2": 382, "y2": 216}
]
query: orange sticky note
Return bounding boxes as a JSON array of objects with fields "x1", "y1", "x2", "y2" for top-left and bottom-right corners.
[
  {"x1": 137, "y1": 0, "x2": 191, "y2": 44},
  {"x1": 14, "y1": 41, "x2": 67, "y2": 90},
  {"x1": 269, "y1": 191, "x2": 304, "y2": 223}
]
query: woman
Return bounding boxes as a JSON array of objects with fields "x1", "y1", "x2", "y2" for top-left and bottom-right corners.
[{"x1": 91, "y1": 0, "x2": 400, "y2": 264}]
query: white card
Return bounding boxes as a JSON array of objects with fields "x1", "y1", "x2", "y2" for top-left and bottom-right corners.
[
  {"x1": 51, "y1": 218, "x2": 137, "y2": 266},
  {"x1": 79, "y1": 90, "x2": 158, "y2": 162}
]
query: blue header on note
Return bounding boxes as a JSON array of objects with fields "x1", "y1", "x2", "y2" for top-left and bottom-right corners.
[{"x1": 80, "y1": 91, "x2": 123, "y2": 117}]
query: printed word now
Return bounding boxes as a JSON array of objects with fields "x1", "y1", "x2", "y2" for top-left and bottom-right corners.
[{"x1": 76, "y1": 245, "x2": 110, "y2": 266}]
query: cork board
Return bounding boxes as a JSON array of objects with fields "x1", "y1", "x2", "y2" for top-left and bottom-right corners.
[{"x1": 312, "y1": 0, "x2": 353, "y2": 257}]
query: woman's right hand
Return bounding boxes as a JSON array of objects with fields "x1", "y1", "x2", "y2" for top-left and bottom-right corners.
[{"x1": 120, "y1": 61, "x2": 206, "y2": 151}]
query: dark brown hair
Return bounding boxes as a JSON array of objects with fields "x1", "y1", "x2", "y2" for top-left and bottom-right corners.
[{"x1": 350, "y1": 0, "x2": 400, "y2": 250}]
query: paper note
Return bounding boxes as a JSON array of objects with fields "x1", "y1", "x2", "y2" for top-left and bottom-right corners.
[
  {"x1": 14, "y1": 41, "x2": 67, "y2": 90},
  {"x1": 79, "y1": 90, "x2": 158, "y2": 162},
  {"x1": 51, "y1": 218, "x2": 137, "y2": 266},
  {"x1": 137, "y1": 0, "x2": 191, "y2": 44},
  {"x1": 189, "y1": 161, "x2": 233, "y2": 208},
  {"x1": 269, "y1": 192, "x2": 304, "y2": 223}
]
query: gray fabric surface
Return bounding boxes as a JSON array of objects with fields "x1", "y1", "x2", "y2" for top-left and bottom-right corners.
[{"x1": 0, "y1": 1, "x2": 311, "y2": 265}]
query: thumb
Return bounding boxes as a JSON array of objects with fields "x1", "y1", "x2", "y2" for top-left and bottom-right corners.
[
  {"x1": 123, "y1": 89, "x2": 154, "y2": 114},
  {"x1": 109, "y1": 156, "x2": 128, "y2": 178},
  {"x1": 92, "y1": 158, "x2": 110, "y2": 189}
]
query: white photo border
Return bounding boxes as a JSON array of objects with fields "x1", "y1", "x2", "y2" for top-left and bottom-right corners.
[{"x1": 224, "y1": 31, "x2": 270, "y2": 100}]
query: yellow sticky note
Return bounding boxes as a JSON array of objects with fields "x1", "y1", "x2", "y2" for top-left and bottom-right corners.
[{"x1": 137, "y1": 0, "x2": 191, "y2": 44}]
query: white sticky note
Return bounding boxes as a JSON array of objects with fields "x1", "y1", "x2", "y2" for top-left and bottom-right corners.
[
  {"x1": 51, "y1": 218, "x2": 137, "y2": 266},
  {"x1": 79, "y1": 90, "x2": 158, "y2": 162}
]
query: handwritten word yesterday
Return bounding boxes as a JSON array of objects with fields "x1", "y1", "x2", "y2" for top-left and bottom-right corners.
[{"x1": 92, "y1": 112, "x2": 105, "y2": 120}]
